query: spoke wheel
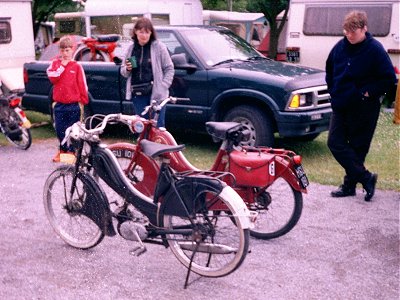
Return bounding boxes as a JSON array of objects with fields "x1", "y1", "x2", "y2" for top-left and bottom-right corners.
[
  {"x1": 74, "y1": 47, "x2": 107, "y2": 62},
  {"x1": 250, "y1": 177, "x2": 303, "y2": 240},
  {"x1": 3, "y1": 111, "x2": 32, "y2": 150},
  {"x1": 5, "y1": 126, "x2": 31, "y2": 150},
  {"x1": 43, "y1": 165, "x2": 104, "y2": 249},
  {"x1": 162, "y1": 187, "x2": 249, "y2": 278}
]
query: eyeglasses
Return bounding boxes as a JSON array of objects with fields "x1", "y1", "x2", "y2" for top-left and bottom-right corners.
[{"x1": 343, "y1": 27, "x2": 363, "y2": 35}]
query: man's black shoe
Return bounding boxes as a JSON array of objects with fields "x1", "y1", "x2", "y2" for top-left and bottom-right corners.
[
  {"x1": 330, "y1": 185, "x2": 356, "y2": 197},
  {"x1": 363, "y1": 173, "x2": 378, "y2": 202}
]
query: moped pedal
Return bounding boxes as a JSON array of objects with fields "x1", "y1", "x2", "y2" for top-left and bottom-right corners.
[{"x1": 129, "y1": 245, "x2": 147, "y2": 256}]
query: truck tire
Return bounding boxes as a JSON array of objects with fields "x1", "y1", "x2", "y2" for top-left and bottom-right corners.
[{"x1": 223, "y1": 105, "x2": 274, "y2": 147}]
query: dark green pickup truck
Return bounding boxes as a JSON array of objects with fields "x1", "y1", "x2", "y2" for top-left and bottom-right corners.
[{"x1": 23, "y1": 25, "x2": 332, "y2": 146}]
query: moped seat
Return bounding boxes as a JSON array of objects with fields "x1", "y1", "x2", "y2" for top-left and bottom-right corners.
[
  {"x1": 96, "y1": 34, "x2": 120, "y2": 43},
  {"x1": 140, "y1": 139, "x2": 185, "y2": 158},
  {"x1": 206, "y1": 121, "x2": 242, "y2": 141}
]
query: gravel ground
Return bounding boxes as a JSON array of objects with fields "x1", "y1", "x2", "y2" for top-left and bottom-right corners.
[{"x1": 0, "y1": 139, "x2": 399, "y2": 300}]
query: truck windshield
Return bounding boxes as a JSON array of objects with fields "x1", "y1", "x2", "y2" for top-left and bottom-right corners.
[{"x1": 182, "y1": 29, "x2": 263, "y2": 67}]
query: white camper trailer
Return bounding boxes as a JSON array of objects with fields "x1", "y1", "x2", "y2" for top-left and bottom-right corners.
[
  {"x1": 55, "y1": 0, "x2": 203, "y2": 39},
  {"x1": 0, "y1": 0, "x2": 35, "y2": 92},
  {"x1": 284, "y1": 0, "x2": 400, "y2": 72}
]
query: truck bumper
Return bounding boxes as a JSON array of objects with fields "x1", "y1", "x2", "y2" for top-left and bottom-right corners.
[{"x1": 276, "y1": 107, "x2": 332, "y2": 137}]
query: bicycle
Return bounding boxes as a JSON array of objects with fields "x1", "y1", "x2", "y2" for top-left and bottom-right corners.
[
  {"x1": 43, "y1": 113, "x2": 254, "y2": 288},
  {"x1": 107, "y1": 97, "x2": 309, "y2": 240}
]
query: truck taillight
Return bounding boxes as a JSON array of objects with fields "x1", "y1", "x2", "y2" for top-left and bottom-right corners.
[
  {"x1": 9, "y1": 97, "x2": 22, "y2": 108},
  {"x1": 23, "y1": 69, "x2": 28, "y2": 84}
]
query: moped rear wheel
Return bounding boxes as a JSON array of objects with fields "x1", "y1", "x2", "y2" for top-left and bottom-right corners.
[
  {"x1": 4, "y1": 126, "x2": 31, "y2": 150},
  {"x1": 43, "y1": 165, "x2": 104, "y2": 249},
  {"x1": 250, "y1": 177, "x2": 303, "y2": 240},
  {"x1": 2, "y1": 110, "x2": 32, "y2": 150},
  {"x1": 74, "y1": 47, "x2": 108, "y2": 62},
  {"x1": 162, "y1": 186, "x2": 250, "y2": 278}
]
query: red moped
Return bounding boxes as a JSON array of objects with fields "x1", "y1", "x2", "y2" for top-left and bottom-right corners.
[
  {"x1": 73, "y1": 34, "x2": 120, "y2": 62},
  {"x1": 105, "y1": 97, "x2": 309, "y2": 240}
]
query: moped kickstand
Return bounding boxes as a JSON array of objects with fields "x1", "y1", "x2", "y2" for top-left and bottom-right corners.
[{"x1": 128, "y1": 230, "x2": 147, "y2": 256}]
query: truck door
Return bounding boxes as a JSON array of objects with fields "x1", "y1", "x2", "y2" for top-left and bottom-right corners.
[{"x1": 157, "y1": 30, "x2": 210, "y2": 129}]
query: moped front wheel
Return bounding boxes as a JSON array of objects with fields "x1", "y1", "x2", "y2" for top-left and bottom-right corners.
[
  {"x1": 43, "y1": 165, "x2": 104, "y2": 249},
  {"x1": 162, "y1": 185, "x2": 250, "y2": 278},
  {"x1": 250, "y1": 177, "x2": 303, "y2": 240}
]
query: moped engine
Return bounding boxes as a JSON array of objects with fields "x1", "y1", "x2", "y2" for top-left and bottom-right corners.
[
  {"x1": 116, "y1": 205, "x2": 149, "y2": 241},
  {"x1": 118, "y1": 221, "x2": 148, "y2": 241}
]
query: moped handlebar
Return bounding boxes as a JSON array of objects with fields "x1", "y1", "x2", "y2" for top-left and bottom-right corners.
[
  {"x1": 141, "y1": 96, "x2": 190, "y2": 117},
  {"x1": 62, "y1": 113, "x2": 139, "y2": 145},
  {"x1": 62, "y1": 97, "x2": 190, "y2": 145}
]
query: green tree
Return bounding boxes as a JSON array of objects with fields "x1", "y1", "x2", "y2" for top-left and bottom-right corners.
[
  {"x1": 202, "y1": 0, "x2": 248, "y2": 11},
  {"x1": 31, "y1": 0, "x2": 81, "y2": 39},
  {"x1": 247, "y1": 0, "x2": 290, "y2": 59}
]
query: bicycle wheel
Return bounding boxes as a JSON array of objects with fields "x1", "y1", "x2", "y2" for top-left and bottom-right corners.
[
  {"x1": 108, "y1": 143, "x2": 159, "y2": 196},
  {"x1": 162, "y1": 185, "x2": 250, "y2": 278},
  {"x1": 43, "y1": 165, "x2": 104, "y2": 249},
  {"x1": 250, "y1": 177, "x2": 303, "y2": 240}
]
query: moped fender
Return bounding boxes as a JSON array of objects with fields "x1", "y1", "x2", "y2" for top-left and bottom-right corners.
[
  {"x1": 160, "y1": 176, "x2": 225, "y2": 218},
  {"x1": 14, "y1": 107, "x2": 31, "y2": 128},
  {"x1": 219, "y1": 186, "x2": 254, "y2": 229},
  {"x1": 79, "y1": 172, "x2": 116, "y2": 236},
  {"x1": 275, "y1": 156, "x2": 307, "y2": 193},
  {"x1": 160, "y1": 177, "x2": 254, "y2": 229}
]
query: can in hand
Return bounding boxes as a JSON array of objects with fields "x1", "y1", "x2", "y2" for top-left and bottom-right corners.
[{"x1": 127, "y1": 56, "x2": 137, "y2": 68}]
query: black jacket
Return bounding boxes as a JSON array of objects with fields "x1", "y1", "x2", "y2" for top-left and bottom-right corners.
[{"x1": 325, "y1": 32, "x2": 396, "y2": 111}]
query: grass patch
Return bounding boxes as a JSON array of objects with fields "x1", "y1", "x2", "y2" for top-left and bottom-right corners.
[{"x1": 21, "y1": 110, "x2": 399, "y2": 191}]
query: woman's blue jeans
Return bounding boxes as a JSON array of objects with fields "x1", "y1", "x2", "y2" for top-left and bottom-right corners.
[{"x1": 133, "y1": 95, "x2": 166, "y2": 128}]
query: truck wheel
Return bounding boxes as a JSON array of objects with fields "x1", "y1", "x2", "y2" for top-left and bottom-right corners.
[{"x1": 223, "y1": 105, "x2": 274, "y2": 147}]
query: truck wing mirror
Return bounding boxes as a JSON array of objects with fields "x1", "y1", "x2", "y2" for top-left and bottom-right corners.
[
  {"x1": 171, "y1": 53, "x2": 197, "y2": 71},
  {"x1": 113, "y1": 56, "x2": 123, "y2": 65}
]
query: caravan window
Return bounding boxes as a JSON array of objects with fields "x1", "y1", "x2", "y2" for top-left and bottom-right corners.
[
  {"x1": 0, "y1": 19, "x2": 11, "y2": 44},
  {"x1": 59, "y1": 21, "x2": 77, "y2": 34},
  {"x1": 150, "y1": 14, "x2": 170, "y2": 25},
  {"x1": 90, "y1": 14, "x2": 169, "y2": 36},
  {"x1": 91, "y1": 15, "x2": 142, "y2": 36},
  {"x1": 303, "y1": 5, "x2": 392, "y2": 37}
]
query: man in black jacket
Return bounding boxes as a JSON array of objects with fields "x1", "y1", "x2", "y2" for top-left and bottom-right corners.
[{"x1": 325, "y1": 11, "x2": 396, "y2": 201}]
